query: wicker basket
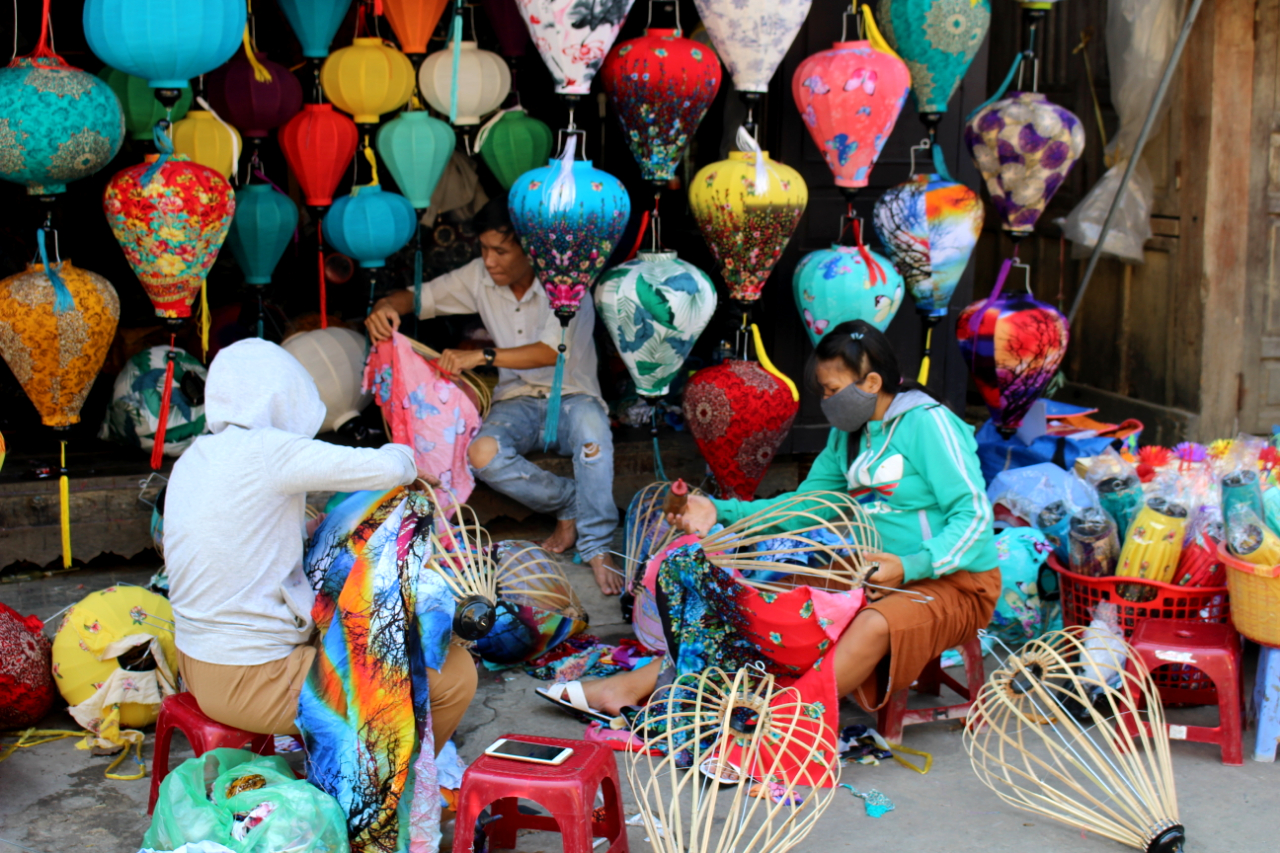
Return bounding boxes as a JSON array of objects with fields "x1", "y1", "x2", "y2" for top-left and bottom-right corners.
[{"x1": 1216, "y1": 541, "x2": 1280, "y2": 646}]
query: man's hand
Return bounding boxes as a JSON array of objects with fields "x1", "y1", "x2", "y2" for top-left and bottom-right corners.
[
  {"x1": 366, "y1": 298, "x2": 402, "y2": 342},
  {"x1": 861, "y1": 551, "x2": 905, "y2": 601},
  {"x1": 436, "y1": 348, "x2": 485, "y2": 376},
  {"x1": 666, "y1": 493, "x2": 717, "y2": 536}
]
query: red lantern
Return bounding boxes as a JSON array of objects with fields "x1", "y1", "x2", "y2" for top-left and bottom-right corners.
[
  {"x1": 792, "y1": 40, "x2": 910, "y2": 191},
  {"x1": 684, "y1": 359, "x2": 798, "y2": 501},
  {"x1": 280, "y1": 103, "x2": 358, "y2": 207},
  {"x1": 602, "y1": 26, "x2": 721, "y2": 185},
  {"x1": 481, "y1": 0, "x2": 530, "y2": 59},
  {"x1": 206, "y1": 52, "x2": 303, "y2": 138}
]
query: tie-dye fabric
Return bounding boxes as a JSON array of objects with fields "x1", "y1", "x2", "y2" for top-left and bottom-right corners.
[{"x1": 299, "y1": 488, "x2": 456, "y2": 853}]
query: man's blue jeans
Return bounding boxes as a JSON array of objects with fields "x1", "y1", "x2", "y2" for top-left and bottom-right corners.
[{"x1": 472, "y1": 394, "x2": 616, "y2": 562}]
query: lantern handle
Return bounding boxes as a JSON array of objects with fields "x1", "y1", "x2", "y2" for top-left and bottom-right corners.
[
  {"x1": 840, "y1": 1, "x2": 864, "y2": 42},
  {"x1": 644, "y1": 0, "x2": 682, "y2": 35},
  {"x1": 555, "y1": 127, "x2": 588, "y2": 160},
  {"x1": 908, "y1": 138, "x2": 930, "y2": 177}
]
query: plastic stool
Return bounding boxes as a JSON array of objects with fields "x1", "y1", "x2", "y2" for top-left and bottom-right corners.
[
  {"x1": 1123, "y1": 619, "x2": 1243, "y2": 766},
  {"x1": 876, "y1": 635, "x2": 986, "y2": 744},
  {"x1": 1252, "y1": 644, "x2": 1280, "y2": 762},
  {"x1": 148, "y1": 692, "x2": 275, "y2": 814},
  {"x1": 452, "y1": 734, "x2": 627, "y2": 853}
]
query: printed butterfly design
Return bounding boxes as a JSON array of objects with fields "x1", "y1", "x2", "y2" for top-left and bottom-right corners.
[
  {"x1": 441, "y1": 406, "x2": 468, "y2": 445},
  {"x1": 434, "y1": 380, "x2": 453, "y2": 403},
  {"x1": 825, "y1": 134, "x2": 857, "y2": 166},
  {"x1": 804, "y1": 308, "x2": 829, "y2": 337},
  {"x1": 414, "y1": 435, "x2": 437, "y2": 456},
  {"x1": 845, "y1": 69, "x2": 878, "y2": 95},
  {"x1": 803, "y1": 105, "x2": 818, "y2": 128},
  {"x1": 801, "y1": 75, "x2": 831, "y2": 95},
  {"x1": 405, "y1": 384, "x2": 441, "y2": 420}
]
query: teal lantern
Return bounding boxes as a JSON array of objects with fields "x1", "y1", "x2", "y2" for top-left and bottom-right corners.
[
  {"x1": 792, "y1": 243, "x2": 905, "y2": 345},
  {"x1": 99, "y1": 69, "x2": 192, "y2": 141},
  {"x1": 228, "y1": 184, "x2": 299, "y2": 285},
  {"x1": 876, "y1": 0, "x2": 991, "y2": 118},
  {"x1": 376, "y1": 112, "x2": 455, "y2": 211},
  {"x1": 278, "y1": 0, "x2": 355, "y2": 59},
  {"x1": 83, "y1": 0, "x2": 245, "y2": 89},
  {"x1": 323, "y1": 185, "x2": 417, "y2": 268},
  {"x1": 477, "y1": 109, "x2": 554, "y2": 190}
]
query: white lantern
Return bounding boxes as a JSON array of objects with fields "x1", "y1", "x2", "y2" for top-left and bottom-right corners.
[
  {"x1": 282, "y1": 327, "x2": 372, "y2": 433},
  {"x1": 418, "y1": 42, "x2": 511, "y2": 126}
]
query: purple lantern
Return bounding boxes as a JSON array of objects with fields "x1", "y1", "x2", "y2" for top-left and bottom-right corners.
[{"x1": 206, "y1": 51, "x2": 304, "y2": 138}]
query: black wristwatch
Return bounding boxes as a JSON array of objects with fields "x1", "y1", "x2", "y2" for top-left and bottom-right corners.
[{"x1": 483, "y1": 347, "x2": 496, "y2": 366}]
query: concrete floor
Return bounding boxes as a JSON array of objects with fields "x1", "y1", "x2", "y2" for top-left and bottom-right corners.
[{"x1": 2, "y1": 535, "x2": 1278, "y2": 853}]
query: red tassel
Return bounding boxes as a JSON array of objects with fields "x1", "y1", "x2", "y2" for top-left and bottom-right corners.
[
  {"x1": 625, "y1": 210, "x2": 651, "y2": 262},
  {"x1": 852, "y1": 220, "x2": 885, "y2": 286},
  {"x1": 318, "y1": 219, "x2": 328, "y2": 329},
  {"x1": 151, "y1": 339, "x2": 176, "y2": 470}
]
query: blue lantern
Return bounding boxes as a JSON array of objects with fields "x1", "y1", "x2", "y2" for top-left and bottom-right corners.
[
  {"x1": 792, "y1": 243, "x2": 906, "y2": 345},
  {"x1": 277, "y1": 0, "x2": 355, "y2": 59},
  {"x1": 83, "y1": 0, "x2": 245, "y2": 88},
  {"x1": 323, "y1": 186, "x2": 417, "y2": 268},
  {"x1": 227, "y1": 184, "x2": 299, "y2": 285},
  {"x1": 376, "y1": 112, "x2": 455, "y2": 211}
]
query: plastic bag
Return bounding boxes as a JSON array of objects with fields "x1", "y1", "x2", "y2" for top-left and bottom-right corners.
[
  {"x1": 1080, "y1": 602, "x2": 1128, "y2": 695},
  {"x1": 144, "y1": 748, "x2": 350, "y2": 853},
  {"x1": 1068, "y1": 507, "x2": 1120, "y2": 578},
  {"x1": 1084, "y1": 449, "x2": 1144, "y2": 541},
  {"x1": 1062, "y1": 159, "x2": 1154, "y2": 265}
]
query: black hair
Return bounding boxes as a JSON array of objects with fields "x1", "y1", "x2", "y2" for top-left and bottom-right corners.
[{"x1": 473, "y1": 195, "x2": 515, "y2": 237}]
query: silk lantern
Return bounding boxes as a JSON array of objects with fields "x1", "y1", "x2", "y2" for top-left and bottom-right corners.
[
  {"x1": 477, "y1": 108, "x2": 553, "y2": 189},
  {"x1": 206, "y1": 52, "x2": 303, "y2": 137},
  {"x1": 876, "y1": 0, "x2": 991, "y2": 119},
  {"x1": 792, "y1": 35, "x2": 910, "y2": 191},
  {"x1": 597, "y1": 251, "x2": 718, "y2": 398},
  {"x1": 99, "y1": 69, "x2": 192, "y2": 140},
  {"x1": 693, "y1": 0, "x2": 811, "y2": 94},
  {"x1": 601, "y1": 24, "x2": 722, "y2": 185},
  {"x1": 516, "y1": 0, "x2": 637, "y2": 95},
  {"x1": 228, "y1": 184, "x2": 298, "y2": 285},
  {"x1": 482, "y1": 0, "x2": 531, "y2": 58},
  {"x1": 170, "y1": 110, "x2": 241, "y2": 178},
  {"x1": 383, "y1": 0, "x2": 451, "y2": 58},
  {"x1": 323, "y1": 185, "x2": 416, "y2": 268},
  {"x1": 964, "y1": 91, "x2": 1085, "y2": 237},
  {"x1": 956, "y1": 259, "x2": 1069, "y2": 435},
  {"x1": 278, "y1": 0, "x2": 354, "y2": 58},
  {"x1": 419, "y1": 43, "x2": 510, "y2": 126},
  {"x1": 376, "y1": 112, "x2": 454, "y2": 211},
  {"x1": 688, "y1": 131, "x2": 808, "y2": 303},
  {"x1": 280, "y1": 103, "x2": 358, "y2": 207},
  {"x1": 282, "y1": 327, "x2": 372, "y2": 432},
  {"x1": 83, "y1": 0, "x2": 245, "y2": 88},
  {"x1": 321, "y1": 38, "x2": 415, "y2": 124},
  {"x1": 792, "y1": 240, "x2": 905, "y2": 345}
]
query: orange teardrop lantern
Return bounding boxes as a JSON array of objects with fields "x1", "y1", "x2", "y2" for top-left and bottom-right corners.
[{"x1": 383, "y1": 0, "x2": 451, "y2": 58}]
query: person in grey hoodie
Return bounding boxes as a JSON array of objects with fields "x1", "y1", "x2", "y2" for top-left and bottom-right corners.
[{"x1": 164, "y1": 339, "x2": 478, "y2": 741}]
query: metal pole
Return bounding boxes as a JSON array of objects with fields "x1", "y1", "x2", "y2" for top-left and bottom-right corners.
[{"x1": 1066, "y1": 0, "x2": 1205, "y2": 325}]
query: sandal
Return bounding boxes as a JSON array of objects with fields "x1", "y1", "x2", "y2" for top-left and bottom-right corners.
[{"x1": 535, "y1": 681, "x2": 616, "y2": 725}]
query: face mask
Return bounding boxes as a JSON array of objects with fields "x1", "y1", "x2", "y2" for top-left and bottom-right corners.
[{"x1": 821, "y1": 381, "x2": 878, "y2": 433}]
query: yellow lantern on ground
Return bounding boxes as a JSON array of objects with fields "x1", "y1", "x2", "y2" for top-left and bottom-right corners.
[
  {"x1": 321, "y1": 37, "x2": 415, "y2": 124},
  {"x1": 419, "y1": 41, "x2": 510, "y2": 126},
  {"x1": 170, "y1": 109, "x2": 241, "y2": 179}
]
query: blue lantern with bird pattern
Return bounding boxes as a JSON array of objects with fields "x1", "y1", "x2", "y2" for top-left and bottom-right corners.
[{"x1": 792, "y1": 241, "x2": 905, "y2": 345}]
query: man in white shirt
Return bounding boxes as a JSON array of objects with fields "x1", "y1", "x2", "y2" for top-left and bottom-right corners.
[{"x1": 365, "y1": 199, "x2": 622, "y2": 595}]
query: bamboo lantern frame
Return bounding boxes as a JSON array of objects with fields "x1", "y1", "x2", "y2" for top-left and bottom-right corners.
[
  {"x1": 421, "y1": 488, "x2": 499, "y2": 642},
  {"x1": 493, "y1": 540, "x2": 586, "y2": 619},
  {"x1": 408, "y1": 338, "x2": 493, "y2": 417},
  {"x1": 627, "y1": 666, "x2": 839, "y2": 853},
  {"x1": 624, "y1": 481, "x2": 708, "y2": 593},
  {"x1": 964, "y1": 628, "x2": 1185, "y2": 853}
]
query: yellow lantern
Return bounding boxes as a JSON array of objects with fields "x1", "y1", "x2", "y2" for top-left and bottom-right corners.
[
  {"x1": 321, "y1": 37, "x2": 415, "y2": 124},
  {"x1": 418, "y1": 41, "x2": 510, "y2": 126},
  {"x1": 689, "y1": 136, "x2": 808, "y2": 303},
  {"x1": 170, "y1": 109, "x2": 241, "y2": 179}
]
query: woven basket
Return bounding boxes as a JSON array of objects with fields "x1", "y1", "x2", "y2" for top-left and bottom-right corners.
[{"x1": 1217, "y1": 541, "x2": 1280, "y2": 646}]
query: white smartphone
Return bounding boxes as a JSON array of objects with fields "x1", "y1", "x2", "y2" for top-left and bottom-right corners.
[{"x1": 484, "y1": 738, "x2": 575, "y2": 766}]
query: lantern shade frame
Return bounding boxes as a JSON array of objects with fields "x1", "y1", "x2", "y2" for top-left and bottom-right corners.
[
  {"x1": 376, "y1": 111, "x2": 456, "y2": 211},
  {"x1": 279, "y1": 103, "x2": 359, "y2": 208},
  {"x1": 82, "y1": 0, "x2": 246, "y2": 88},
  {"x1": 418, "y1": 43, "x2": 511, "y2": 126},
  {"x1": 228, "y1": 184, "x2": 299, "y2": 285},
  {"x1": 321, "y1": 38, "x2": 416, "y2": 124},
  {"x1": 322, "y1": 186, "x2": 417, "y2": 268},
  {"x1": 99, "y1": 68, "x2": 192, "y2": 140}
]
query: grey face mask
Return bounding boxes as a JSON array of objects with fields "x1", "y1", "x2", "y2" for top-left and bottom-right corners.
[{"x1": 821, "y1": 382, "x2": 878, "y2": 433}]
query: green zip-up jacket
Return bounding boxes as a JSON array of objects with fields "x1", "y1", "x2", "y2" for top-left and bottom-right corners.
[{"x1": 711, "y1": 390, "x2": 997, "y2": 584}]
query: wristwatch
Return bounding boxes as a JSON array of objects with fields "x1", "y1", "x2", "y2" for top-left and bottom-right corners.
[{"x1": 483, "y1": 347, "x2": 496, "y2": 366}]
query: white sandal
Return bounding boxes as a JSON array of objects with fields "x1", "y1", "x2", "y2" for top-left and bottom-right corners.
[{"x1": 535, "y1": 681, "x2": 616, "y2": 725}]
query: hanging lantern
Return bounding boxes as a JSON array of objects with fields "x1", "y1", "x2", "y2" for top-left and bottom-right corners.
[
  {"x1": 0, "y1": 260, "x2": 120, "y2": 428},
  {"x1": 418, "y1": 43, "x2": 511, "y2": 126},
  {"x1": 227, "y1": 184, "x2": 299, "y2": 285},
  {"x1": 0, "y1": 603, "x2": 56, "y2": 729},
  {"x1": 281, "y1": 327, "x2": 372, "y2": 433},
  {"x1": 515, "y1": 0, "x2": 637, "y2": 95},
  {"x1": 876, "y1": 0, "x2": 991, "y2": 119},
  {"x1": 376, "y1": 112, "x2": 455, "y2": 211},
  {"x1": 792, "y1": 240, "x2": 905, "y2": 345},
  {"x1": 277, "y1": 0, "x2": 354, "y2": 59},
  {"x1": 279, "y1": 103, "x2": 358, "y2": 207},
  {"x1": 99, "y1": 345, "x2": 208, "y2": 458},
  {"x1": 383, "y1": 0, "x2": 451, "y2": 59},
  {"x1": 99, "y1": 68, "x2": 192, "y2": 141},
  {"x1": 791, "y1": 35, "x2": 910, "y2": 191},
  {"x1": 205, "y1": 52, "x2": 303, "y2": 138},
  {"x1": 323, "y1": 185, "x2": 417, "y2": 268},
  {"x1": 170, "y1": 110, "x2": 241, "y2": 179},
  {"x1": 601, "y1": 24, "x2": 722, "y2": 186},
  {"x1": 321, "y1": 38, "x2": 415, "y2": 124},
  {"x1": 692, "y1": 0, "x2": 811, "y2": 94},
  {"x1": 481, "y1": 0, "x2": 531, "y2": 59},
  {"x1": 597, "y1": 251, "x2": 718, "y2": 398},
  {"x1": 83, "y1": 0, "x2": 244, "y2": 88},
  {"x1": 477, "y1": 108, "x2": 553, "y2": 190},
  {"x1": 688, "y1": 131, "x2": 807, "y2": 303},
  {"x1": 965, "y1": 91, "x2": 1085, "y2": 237},
  {"x1": 956, "y1": 260, "x2": 1069, "y2": 436}
]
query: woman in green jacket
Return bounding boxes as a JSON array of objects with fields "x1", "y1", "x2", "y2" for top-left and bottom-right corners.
[{"x1": 580, "y1": 320, "x2": 1000, "y2": 716}]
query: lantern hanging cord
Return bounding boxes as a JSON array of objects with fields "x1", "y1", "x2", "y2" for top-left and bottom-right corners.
[
  {"x1": 142, "y1": 125, "x2": 175, "y2": 188},
  {"x1": 651, "y1": 404, "x2": 668, "y2": 481},
  {"x1": 449, "y1": 0, "x2": 464, "y2": 124},
  {"x1": 196, "y1": 96, "x2": 242, "y2": 185},
  {"x1": 735, "y1": 126, "x2": 769, "y2": 197},
  {"x1": 36, "y1": 226, "x2": 72, "y2": 313},
  {"x1": 852, "y1": 220, "x2": 885, "y2": 287}
]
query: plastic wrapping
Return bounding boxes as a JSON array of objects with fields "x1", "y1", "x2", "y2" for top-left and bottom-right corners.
[
  {"x1": 1068, "y1": 507, "x2": 1121, "y2": 578},
  {"x1": 1079, "y1": 602, "x2": 1128, "y2": 694}
]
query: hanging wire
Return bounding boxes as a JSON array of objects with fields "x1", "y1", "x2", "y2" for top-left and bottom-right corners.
[
  {"x1": 908, "y1": 138, "x2": 930, "y2": 177},
  {"x1": 10, "y1": 0, "x2": 18, "y2": 63}
]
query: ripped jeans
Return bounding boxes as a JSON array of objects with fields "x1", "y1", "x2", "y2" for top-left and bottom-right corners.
[{"x1": 472, "y1": 394, "x2": 617, "y2": 562}]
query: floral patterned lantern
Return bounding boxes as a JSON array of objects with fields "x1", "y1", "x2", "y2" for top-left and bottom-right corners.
[
  {"x1": 792, "y1": 238, "x2": 904, "y2": 345},
  {"x1": 876, "y1": 0, "x2": 990, "y2": 119},
  {"x1": 515, "y1": 0, "x2": 638, "y2": 95},
  {"x1": 692, "y1": 0, "x2": 812, "y2": 94}
]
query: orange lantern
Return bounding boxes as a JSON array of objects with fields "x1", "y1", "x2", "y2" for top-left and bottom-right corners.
[{"x1": 383, "y1": 0, "x2": 451, "y2": 59}]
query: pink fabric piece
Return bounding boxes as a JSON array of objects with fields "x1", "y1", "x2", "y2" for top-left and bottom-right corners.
[{"x1": 364, "y1": 332, "x2": 482, "y2": 507}]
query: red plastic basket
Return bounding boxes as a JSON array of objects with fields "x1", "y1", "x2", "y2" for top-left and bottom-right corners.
[{"x1": 1050, "y1": 555, "x2": 1230, "y2": 705}]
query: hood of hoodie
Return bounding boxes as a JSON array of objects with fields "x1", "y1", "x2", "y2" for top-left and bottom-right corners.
[
  {"x1": 882, "y1": 389, "x2": 937, "y2": 423},
  {"x1": 204, "y1": 339, "x2": 327, "y2": 437}
]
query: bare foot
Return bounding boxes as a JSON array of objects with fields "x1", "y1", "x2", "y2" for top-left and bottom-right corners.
[
  {"x1": 543, "y1": 518, "x2": 577, "y2": 553},
  {"x1": 588, "y1": 553, "x2": 625, "y2": 596},
  {"x1": 581, "y1": 660, "x2": 662, "y2": 714}
]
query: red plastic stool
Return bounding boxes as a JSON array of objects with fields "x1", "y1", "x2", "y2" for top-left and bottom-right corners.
[
  {"x1": 148, "y1": 692, "x2": 275, "y2": 814},
  {"x1": 1121, "y1": 619, "x2": 1243, "y2": 765},
  {"x1": 452, "y1": 735, "x2": 627, "y2": 853},
  {"x1": 876, "y1": 635, "x2": 986, "y2": 744}
]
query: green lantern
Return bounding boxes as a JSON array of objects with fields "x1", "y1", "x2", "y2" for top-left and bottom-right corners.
[
  {"x1": 477, "y1": 108, "x2": 553, "y2": 190},
  {"x1": 228, "y1": 184, "x2": 299, "y2": 286},
  {"x1": 376, "y1": 111, "x2": 455, "y2": 211},
  {"x1": 99, "y1": 67, "x2": 192, "y2": 141}
]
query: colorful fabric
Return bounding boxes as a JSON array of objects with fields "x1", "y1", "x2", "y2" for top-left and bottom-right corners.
[
  {"x1": 522, "y1": 635, "x2": 655, "y2": 681},
  {"x1": 987, "y1": 527, "x2": 1055, "y2": 648},
  {"x1": 365, "y1": 332, "x2": 482, "y2": 508},
  {"x1": 792, "y1": 243, "x2": 905, "y2": 343},
  {"x1": 876, "y1": 0, "x2": 991, "y2": 115},
  {"x1": 100, "y1": 345, "x2": 207, "y2": 457},
  {"x1": 300, "y1": 488, "x2": 456, "y2": 853},
  {"x1": 515, "y1": 0, "x2": 636, "y2": 95},
  {"x1": 692, "y1": 0, "x2": 812, "y2": 94},
  {"x1": 0, "y1": 603, "x2": 56, "y2": 728}
]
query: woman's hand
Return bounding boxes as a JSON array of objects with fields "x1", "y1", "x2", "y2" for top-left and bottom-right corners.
[
  {"x1": 365, "y1": 298, "x2": 402, "y2": 342},
  {"x1": 666, "y1": 494, "x2": 717, "y2": 536},
  {"x1": 861, "y1": 551, "x2": 905, "y2": 601}
]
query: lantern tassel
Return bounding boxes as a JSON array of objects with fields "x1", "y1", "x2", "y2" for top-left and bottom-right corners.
[
  {"x1": 852, "y1": 220, "x2": 886, "y2": 287},
  {"x1": 242, "y1": 25, "x2": 274, "y2": 83},
  {"x1": 449, "y1": 5, "x2": 464, "y2": 124},
  {"x1": 548, "y1": 135, "x2": 578, "y2": 212},
  {"x1": 36, "y1": 228, "x2": 73, "y2": 314},
  {"x1": 318, "y1": 219, "x2": 328, "y2": 329},
  {"x1": 931, "y1": 143, "x2": 953, "y2": 182},
  {"x1": 651, "y1": 405, "x2": 668, "y2": 481},
  {"x1": 735, "y1": 126, "x2": 769, "y2": 197},
  {"x1": 142, "y1": 125, "x2": 175, "y2": 188},
  {"x1": 541, "y1": 324, "x2": 569, "y2": 450},
  {"x1": 59, "y1": 441, "x2": 72, "y2": 570},
  {"x1": 860, "y1": 5, "x2": 901, "y2": 61},
  {"x1": 750, "y1": 324, "x2": 799, "y2": 402},
  {"x1": 152, "y1": 341, "x2": 177, "y2": 471},
  {"x1": 199, "y1": 281, "x2": 211, "y2": 357},
  {"x1": 917, "y1": 326, "x2": 933, "y2": 385},
  {"x1": 475, "y1": 107, "x2": 514, "y2": 152}
]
